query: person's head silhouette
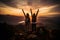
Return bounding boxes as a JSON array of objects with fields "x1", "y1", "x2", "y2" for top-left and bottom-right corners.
[
  {"x1": 33, "y1": 13, "x2": 36, "y2": 16},
  {"x1": 26, "y1": 13, "x2": 29, "y2": 17}
]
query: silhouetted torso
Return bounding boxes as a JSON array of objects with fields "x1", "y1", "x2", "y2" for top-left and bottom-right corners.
[
  {"x1": 25, "y1": 13, "x2": 30, "y2": 25},
  {"x1": 32, "y1": 14, "x2": 36, "y2": 22},
  {"x1": 25, "y1": 15, "x2": 30, "y2": 24},
  {"x1": 22, "y1": 9, "x2": 30, "y2": 25}
]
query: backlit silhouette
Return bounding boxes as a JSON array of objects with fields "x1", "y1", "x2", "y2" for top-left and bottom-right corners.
[
  {"x1": 22, "y1": 9, "x2": 30, "y2": 32},
  {"x1": 30, "y1": 9, "x2": 39, "y2": 22},
  {"x1": 30, "y1": 9, "x2": 39, "y2": 32}
]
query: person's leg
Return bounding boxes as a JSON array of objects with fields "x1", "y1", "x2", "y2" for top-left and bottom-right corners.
[{"x1": 32, "y1": 24, "x2": 36, "y2": 32}]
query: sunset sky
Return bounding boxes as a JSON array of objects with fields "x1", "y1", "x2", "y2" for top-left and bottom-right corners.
[
  {"x1": 0, "y1": 0, "x2": 60, "y2": 16},
  {"x1": 0, "y1": 0, "x2": 60, "y2": 29}
]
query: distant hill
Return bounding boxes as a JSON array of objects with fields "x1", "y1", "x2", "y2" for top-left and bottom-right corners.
[
  {"x1": 38, "y1": 14, "x2": 60, "y2": 30},
  {"x1": 0, "y1": 15, "x2": 24, "y2": 25}
]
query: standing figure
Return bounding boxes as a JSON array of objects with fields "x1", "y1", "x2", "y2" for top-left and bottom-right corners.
[
  {"x1": 22, "y1": 9, "x2": 30, "y2": 32},
  {"x1": 30, "y1": 9, "x2": 39, "y2": 32}
]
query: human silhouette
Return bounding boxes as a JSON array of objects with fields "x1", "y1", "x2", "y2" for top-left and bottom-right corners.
[
  {"x1": 22, "y1": 9, "x2": 30, "y2": 32},
  {"x1": 30, "y1": 9, "x2": 39, "y2": 22},
  {"x1": 30, "y1": 9, "x2": 39, "y2": 32}
]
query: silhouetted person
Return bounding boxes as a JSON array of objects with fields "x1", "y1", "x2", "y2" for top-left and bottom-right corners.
[
  {"x1": 30, "y1": 9, "x2": 39, "y2": 22},
  {"x1": 22, "y1": 9, "x2": 30, "y2": 32},
  {"x1": 30, "y1": 9, "x2": 39, "y2": 32}
]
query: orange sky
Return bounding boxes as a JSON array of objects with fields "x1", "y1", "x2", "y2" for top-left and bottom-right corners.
[{"x1": 0, "y1": 2, "x2": 59, "y2": 17}]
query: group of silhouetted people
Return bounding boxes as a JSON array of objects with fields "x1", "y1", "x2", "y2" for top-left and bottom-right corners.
[
  {"x1": 22, "y1": 9, "x2": 39, "y2": 24},
  {"x1": 22, "y1": 9, "x2": 39, "y2": 32}
]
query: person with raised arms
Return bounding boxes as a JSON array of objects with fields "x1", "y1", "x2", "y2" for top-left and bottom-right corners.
[
  {"x1": 22, "y1": 9, "x2": 30, "y2": 32},
  {"x1": 30, "y1": 9, "x2": 39, "y2": 32}
]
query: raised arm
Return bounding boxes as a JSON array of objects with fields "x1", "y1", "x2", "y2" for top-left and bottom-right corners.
[
  {"x1": 36, "y1": 9, "x2": 39, "y2": 17},
  {"x1": 30, "y1": 9, "x2": 33, "y2": 16},
  {"x1": 22, "y1": 9, "x2": 25, "y2": 16}
]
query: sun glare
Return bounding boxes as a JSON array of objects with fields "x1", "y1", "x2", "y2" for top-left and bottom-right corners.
[{"x1": 0, "y1": 4, "x2": 57, "y2": 16}]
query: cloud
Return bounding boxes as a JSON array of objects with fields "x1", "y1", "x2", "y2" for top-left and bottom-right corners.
[
  {"x1": 27, "y1": 0, "x2": 60, "y2": 9},
  {"x1": 0, "y1": 0, "x2": 60, "y2": 15},
  {"x1": 0, "y1": 0, "x2": 60, "y2": 8},
  {"x1": 27, "y1": 0, "x2": 60, "y2": 6},
  {"x1": 0, "y1": 0, "x2": 13, "y2": 6},
  {"x1": 50, "y1": 5, "x2": 60, "y2": 13}
]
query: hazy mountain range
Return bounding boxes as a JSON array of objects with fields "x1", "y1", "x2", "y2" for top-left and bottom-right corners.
[
  {"x1": 0, "y1": 14, "x2": 60, "y2": 29},
  {"x1": 0, "y1": 15, "x2": 24, "y2": 25}
]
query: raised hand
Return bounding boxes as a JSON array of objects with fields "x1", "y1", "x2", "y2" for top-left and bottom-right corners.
[
  {"x1": 22, "y1": 9, "x2": 25, "y2": 16},
  {"x1": 36, "y1": 9, "x2": 39, "y2": 17}
]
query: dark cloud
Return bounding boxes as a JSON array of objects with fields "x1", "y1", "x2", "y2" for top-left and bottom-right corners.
[
  {"x1": 0, "y1": 0, "x2": 60, "y2": 12},
  {"x1": 0, "y1": 0, "x2": 12, "y2": 4},
  {"x1": 0, "y1": 0, "x2": 16, "y2": 7},
  {"x1": 27, "y1": 0, "x2": 40, "y2": 5},
  {"x1": 50, "y1": 5, "x2": 60, "y2": 13},
  {"x1": 26, "y1": 0, "x2": 60, "y2": 9},
  {"x1": 27, "y1": 0, "x2": 60, "y2": 6},
  {"x1": 40, "y1": 0, "x2": 60, "y2": 5},
  {"x1": 53, "y1": 6, "x2": 60, "y2": 12},
  {"x1": 0, "y1": 0, "x2": 60, "y2": 7}
]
